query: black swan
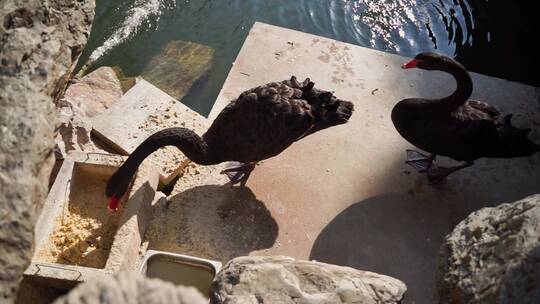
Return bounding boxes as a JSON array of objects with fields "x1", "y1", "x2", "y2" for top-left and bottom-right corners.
[
  {"x1": 392, "y1": 52, "x2": 539, "y2": 184},
  {"x1": 106, "y1": 76, "x2": 354, "y2": 211}
]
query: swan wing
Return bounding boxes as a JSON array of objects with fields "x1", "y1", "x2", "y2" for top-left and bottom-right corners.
[
  {"x1": 204, "y1": 82, "x2": 315, "y2": 162},
  {"x1": 460, "y1": 100, "x2": 501, "y2": 120}
]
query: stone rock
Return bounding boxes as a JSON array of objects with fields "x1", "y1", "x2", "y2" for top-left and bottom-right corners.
[
  {"x1": 53, "y1": 272, "x2": 206, "y2": 304},
  {"x1": 55, "y1": 67, "x2": 123, "y2": 158},
  {"x1": 0, "y1": 0, "x2": 94, "y2": 302},
  {"x1": 436, "y1": 194, "x2": 540, "y2": 304},
  {"x1": 500, "y1": 244, "x2": 540, "y2": 303},
  {"x1": 64, "y1": 66, "x2": 123, "y2": 118},
  {"x1": 54, "y1": 99, "x2": 97, "y2": 159},
  {"x1": 210, "y1": 256, "x2": 407, "y2": 304}
]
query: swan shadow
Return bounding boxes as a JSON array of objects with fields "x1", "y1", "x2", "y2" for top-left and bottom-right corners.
[
  {"x1": 309, "y1": 169, "x2": 540, "y2": 304},
  {"x1": 309, "y1": 193, "x2": 454, "y2": 304},
  {"x1": 145, "y1": 184, "x2": 279, "y2": 262}
]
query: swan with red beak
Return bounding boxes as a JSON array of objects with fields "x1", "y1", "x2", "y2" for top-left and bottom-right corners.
[
  {"x1": 105, "y1": 76, "x2": 354, "y2": 212},
  {"x1": 392, "y1": 52, "x2": 540, "y2": 184}
]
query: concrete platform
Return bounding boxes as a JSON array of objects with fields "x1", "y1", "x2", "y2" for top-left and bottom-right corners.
[
  {"x1": 91, "y1": 79, "x2": 209, "y2": 183},
  {"x1": 192, "y1": 23, "x2": 539, "y2": 303}
]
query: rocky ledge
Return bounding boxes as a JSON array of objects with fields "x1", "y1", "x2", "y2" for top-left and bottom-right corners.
[
  {"x1": 52, "y1": 256, "x2": 407, "y2": 304},
  {"x1": 437, "y1": 194, "x2": 540, "y2": 303},
  {"x1": 210, "y1": 256, "x2": 407, "y2": 304},
  {"x1": 53, "y1": 272, "x2": 206, "y2": 304},
  {"x1": 0, "y1": 0, "x2": 94, "y2": 301},
  {"x1": 55, "y1": 66, "x2": 123, "y2": 158}
]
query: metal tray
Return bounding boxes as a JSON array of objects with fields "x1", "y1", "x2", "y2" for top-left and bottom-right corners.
[{"x1": 139, "y1": 250, "x2": 222, "y2": 298}]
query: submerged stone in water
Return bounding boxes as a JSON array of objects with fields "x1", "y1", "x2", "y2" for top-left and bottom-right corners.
[
  {"x1": 110, "y1": 66, "x2": 138, "y2": 93},
  {"x1": 141, "y1": 40, "x2": 214, "y2": 101}
]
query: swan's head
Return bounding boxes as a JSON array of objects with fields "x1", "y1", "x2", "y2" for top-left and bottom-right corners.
[
  {"x1": 284, "y1": 76, "x2": 354, "y2": 125},
  {"x1": 402, "y1": 52, "x2": 464, "y2": 71},
  {"x1": 105, "y1": 167, "x2": 133, "y2": 212},
  {"x1": 314, "y1": 91, "x2": 354, "y2": 125},
  {"x1": 302, "y1": 86, "x2": 354, "y2": 126}
]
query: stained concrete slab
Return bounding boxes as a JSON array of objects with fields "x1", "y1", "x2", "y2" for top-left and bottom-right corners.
[
  {"x1": 91, "y1": 79, "x2": 209, "y2": 183},
  {"x1": 197, "y1": 22, "x2": 540, "y2": 303}
]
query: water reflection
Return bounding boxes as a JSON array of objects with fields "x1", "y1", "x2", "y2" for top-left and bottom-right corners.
[
  {"x1": 79, "y1": 0, "x2": 538, "y2": 116},
  {"x1": 345, "y1": 0, "x2": 479, "y2": 57}
]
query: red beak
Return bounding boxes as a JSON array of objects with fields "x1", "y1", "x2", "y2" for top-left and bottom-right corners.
[
  {"x1": 108, "y1": 196, "x2": 120, "y2": 212},
  {"x1": 402, "y1": 59, "x2": 419, "y2": 69}
]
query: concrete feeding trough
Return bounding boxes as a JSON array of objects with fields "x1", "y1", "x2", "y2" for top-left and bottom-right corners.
[
  {"x1": 25, "y1": 151, "x2": 159, "y2": 289},
  {"x1": 139, "y1": 250, "x2": 221, "y2": 298}
]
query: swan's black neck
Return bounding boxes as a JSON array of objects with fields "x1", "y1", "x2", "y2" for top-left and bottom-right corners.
[
  {"x1": 107, "y1": 127, "x2": 214, "y2": 198},
  {"x1": 439, "y1": 62, "x2": 473, "y2": 112},
  {"x1": 132, "y1": 127, "x2": 213, "y2": 164},
  {"x1": 396, "y1": 60, "x2": 473, "y2": 119}
]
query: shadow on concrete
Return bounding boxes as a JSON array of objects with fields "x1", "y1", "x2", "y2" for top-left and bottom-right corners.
[
  {"x1": 15, "y1": 277, "x2": 67, "y2": 304},
  {"x1": 310, "y1": 193, "x2": 445, "y2": 304},
  {"x1": 309, "y1": 154, "x2": 540, "y2": 304},
  {"x1": 147, "y1": 184, "x2": 278, "y2": 262},
  {"x1": 120, "y1": 180, "x2": 156, "y2": 240}
]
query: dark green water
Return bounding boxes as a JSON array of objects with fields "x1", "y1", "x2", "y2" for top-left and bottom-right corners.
[{"x1": 78, "y1": 0, "x2": 539, "y2": 116}]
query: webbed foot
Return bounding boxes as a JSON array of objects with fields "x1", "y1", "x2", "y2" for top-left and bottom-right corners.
[
  {"x1": 426, "y1": 161, "x2": 474, "y2": 184},
  {"x1": 220, "y1": 162, "x2": 257, "y2": 187},
  {"x1": 405, "y1": 150, "x2": 436, "y2": 172},
  {"x1": 426, "y1": 166, "x2": 452, "y2": 184}
]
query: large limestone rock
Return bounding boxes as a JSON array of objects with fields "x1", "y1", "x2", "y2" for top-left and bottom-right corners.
[
  {"x1": 54, "y1": 98, "x2": 97, "y2": 159},
  {"x1": 64, "y1": 66, "x2": 123, "y2": 118},
  {"x1": 210, "y1": 256, "x2": 407, "y2": 304},
  {"x1": 55, "y1": 67, "x2": 122, "y2": 158},
  {"x1": 437, "y1": 194, "x2": 540, "y2": 304},
  {"x1": 53, "y1": 272, "x2": 206, "y2": 304},
  {"x1": 500, "y1": 244, "x2": 540, "y2": 303},
  {"x1": 0, "y1": 0, "x2": 94, "y2": 301}
]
